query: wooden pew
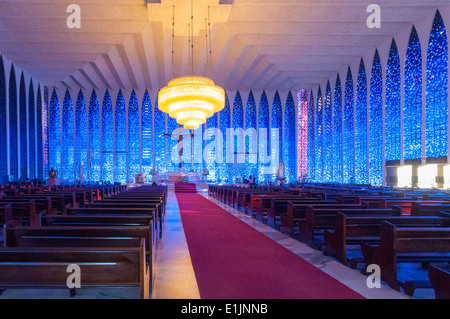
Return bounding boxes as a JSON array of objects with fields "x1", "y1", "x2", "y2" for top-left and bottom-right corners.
[
  {"x1": 298, "y1": 207, "x2": 399, "y2": 248},
  {"x1": 411, "y1": 202, "x2": 450, "y2": 216},
  {"x1": 324, "y1": 213, "x2": 449, "y2": 269},
  {"x1": 67, "y1": 206, "x2": 159, "y2": 251},
  {"x1": 361, "y1": 222, "x2": 450, "y2": 296},
  {"x1": 281, "y1": 203, "x2": 368, "y2": 236},
  {"x1": 0, "y1": 200, "x2": 38, "y2": 227},
  {"x1": 0, "y1": 239, "x2": 149, "y2": 298},
  {"x1": 85, "y1": 202, "x2": 162, "y2": 238},
  {"x1": 428, "y1": 263, "x2": 450, "y2": 299},
  {"x1": 0, "y1": 203, "x2": 12, "y2": 225},
  {"x1": 1, "y1": 196, "x2": 55, "y2": 215}
]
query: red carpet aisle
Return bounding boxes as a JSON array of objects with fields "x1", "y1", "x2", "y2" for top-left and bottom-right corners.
[
  {"x1": 175, "y1": 191, "x2": 365, "y2": 299},
  {"x1": 174, "y1": 183, "x2": 197, "y2": 193}
]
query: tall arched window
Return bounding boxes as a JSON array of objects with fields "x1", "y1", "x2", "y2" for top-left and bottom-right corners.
[
  {"x1": 0, "y1": 57, "x2": 6, "y2": 183},
  {"x1": 114, "y1": 90, "x2": 127, "y2": 183},
  {"x1": 205, "y1": 102, "x2": 218, "y2": 181},
  {"x1": 28, "y1": 81, "x2": 36, "y2": 180},
  {"x1": 9, "y1": 65, "x2": 18, "y2": 179},
  {"x1": 245, "y1": 90, "x2": 257, "y2": 180},
  {"x1": 101, "y1": 90, "x2": 114, "y2": 182},
  {"x1": 88, "y1": 90, "x2": 100, "y2": 181},
  {"x1": 232, "y1": 91, "x2": 244, "y2": 182},
  {"x1": 404, "y1": 26, "x2": 423, "y2": 161},
  {"x1": 369, "y1": 50, "x2": 383, "y2": 186},
  {"x1": 36, "y1": 85, "x2": 43, "y2": 180},
  {"x1": 62, "y1": 89, "x2": 74, "y2": 180},
  {"x1": 271, "y1": 91, "x2": 283, "y2": 181},
  {"x1": 284, "y1": 91, "x2": 296, "y2": 183},
  {"x1": 355, "y1": 59, "x2": 368, "y2": 184},
  {"x1": 128, "y1": 90, "x2": 140, "y2": 180},
  {"x1": 307, "y1": 91, "x2": 315, "y2": 180},
  {"x1": 343, "y1": 67, "x2": 354, "y2": 184},
  {"x1": 333, "y1": 74, "x2": 343, "y2": 183},
  {"x1": 218, "y1": 92, "x2": 231, "y2": 182},
  {"x1": 19, "y1": 73, "x2": 27, "y2": 179},
  {"x1": 323, "y1": 82, "x2": 333, "y2": 182},
  {"x1": 315, "y1": 86, "x2": 323, "y2": 182},
  {"x1": 75, "y1": 90, "x2": 87, "y2": 181},
  {"x1": 154, "y1": 97, "x2": 166, "y2": 175},
  {"x1": 141, "y1": 90, "x2": 153, "y2": 176},
  {"x1": 385, "y1": 39, "x2": 401, "y2": 163},
  {"x1": 426, "y1": 10, "x2": 448, "y2": 159},
  {"x1": 48, "y1": 89, "x2": 60, "y2": 177}
]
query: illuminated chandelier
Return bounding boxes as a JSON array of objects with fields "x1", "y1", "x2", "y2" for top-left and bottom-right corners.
[{"x1": 158, "y1": 2, "x2": 225, "y2": 130}]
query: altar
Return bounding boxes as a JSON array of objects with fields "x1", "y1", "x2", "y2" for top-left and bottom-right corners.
[{"x1": 168, "y1": 173, "x2": 200, "y2": 183}]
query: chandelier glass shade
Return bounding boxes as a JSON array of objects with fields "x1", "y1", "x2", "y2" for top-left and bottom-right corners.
[{"x1": 158, "y1": 76, "x2": 225, "y2": 129}]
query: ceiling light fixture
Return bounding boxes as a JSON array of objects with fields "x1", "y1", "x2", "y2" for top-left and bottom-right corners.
[{"x1": 158, "y1": 1, "x2": 225, "y2": 130}]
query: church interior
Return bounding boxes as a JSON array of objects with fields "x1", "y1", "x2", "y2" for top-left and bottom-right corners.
[{"x1": 0, "y1": 0, "x2": 449, "y2": 302}]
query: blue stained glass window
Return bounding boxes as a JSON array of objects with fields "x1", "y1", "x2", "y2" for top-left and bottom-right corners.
[
  {"x1": 307, "y1": 91, "x2": 315, "y2": 180},
  {"x1": 315, "y1": 87, "x2": 323, "y2": 182},
  {"x1": 141, "y1": 91, "x2": 153, "y2": 177},
  {"x1": 245, "y1": 91, "x2": 257, "y2": 180},
  {"x1": 385, "y1": 39, "x2": 401, "y2": 162},
  {"x1": 154, "y1": 97, "x2": 166, "y2": 175},
  {"x1": 62, "y1": 90, "x2": 74, "y2": 180},
  {"x1": 258, "y1": 91, "x2": 270, "y2": 183},
  {"x1": 343, "y1": 67, "x2": 355, "y2": 184},
  {"x1": 9, "y1": 66, "x2": 18, "y2": 180},
  {"x1": 404, "y1": 26, "x2": 423, "y2": 161},
  {"x1": 28, "y1": 81, "x2": 35, "y2": 180},
  {"x1": 114, "y1": 90, "x2": 127, "y2": 183},
  {"x1": 101, "y1": 90, "x2": 114, "y2": 182},
  {"x1": 19, "y1": 73, "x2": 27, "y2": 179},
  {"x1": 167, "y1": 112, "x2": 179, "y2": 173},
  {"x1": 48, "y1": 89, "x2": 60, "y2": 178},
  {"x1": 426, "y1": 10, "x2": 448, "y2": 159},
  {"x1": 75, "y1": 90, "x2": 87, "y2": 182},
  {"x1": 355, "y1": 59, "x2": 368, "y2": 184},
  {"x1": 218, "y1": 92, "x2": 231, "y2": 182},
  {"x1": 271, "y1": 91, "x2": 283, "y2": 181},
  {"x1": 43, "y1": 87, "x2": 49, "y2": 176},
  {"x1": 232, "y1": 91, "x2": 244, "y2": 181},
  {"x1": 88, "y1": 90, "x2": 100, "y2": 182},
  {"x1": 36, "y1": 85, "x2": 44, "y2": 180},
  {"x1": 205, "y1": 109, "x2": 218, "y2": 181},
  {"x1": 284, "y1": 91, "x2": 296, "y2": 183},
  {"x1": 323, "y1": 82, "x2": 333, "y2": 182},
  {"x1": 128, "y1": 90, "x2": 140, "y2": 180},
  {"x1": 369, "y1": 50, "x2": 383, "y2": 186},
  {"x1": 0, "y1": 57, "x2": 6, "y2": 183},
  {"x1": 333, "y1": 75, "x2": 343, "y2": 183}
]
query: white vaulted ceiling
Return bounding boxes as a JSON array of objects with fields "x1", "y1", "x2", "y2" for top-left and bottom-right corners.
[{"x1": 0, "y1": 0, "x2": 448, "y2": 93}]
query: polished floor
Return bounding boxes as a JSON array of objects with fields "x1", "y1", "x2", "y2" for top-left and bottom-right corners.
[{"x1": 0, "y1": 183, "x2": 435, "y2": 299}]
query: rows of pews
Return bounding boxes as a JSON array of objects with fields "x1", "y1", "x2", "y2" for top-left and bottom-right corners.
[
  {"x1": 208, "y1": 184, "x2": 450, "y2": 299},
  {"x1": 0, "y1": 182, "x2": 167, "y2": 299}
]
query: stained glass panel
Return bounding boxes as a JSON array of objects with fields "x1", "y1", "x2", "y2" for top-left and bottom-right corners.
[
  {"x1": 355, "y1": 59, "x2": 368, "y2": 184},
  {"x1": 141, "y1": 91, "x2": 153, "y2": 177},
  {"x1": 385, "y1": 39, "x2": 401, "y2": 162},
  {"x1": 284, "y1": 91, "x2": 296, "y2": 183},
  {"x1": 88, "y1": 90, "x2": 101, "y2": 182},
  {"x1": 333, "y1": 75, "x2": 343, "y2": 183},
  {"x1": 101, "y1": 90, "x2": 114, "y2": 182},
  {"x1": 404, "y1": 26, "x2": 423, "y2": 161},
  {"x1": 426, "y1": 10, "x2": 448, "y2": 159},
  {"x1": 75, "y1": 90, "x2": 87, "y2": 181},
  {"x1": 323, "y1": 83, "x2": 333, "y2": 182},
  {"x1": 369, "y1": 50, "x2": 383, "y2": 186},
  {"x1": 114, "y1": 90, "x2": 127, "y2": 183},
  {"x1": 343, "y1": 67, "x2": 355, "y2": 184},
  {"x1": 48, "y1": 89, "x2": 60, "y2": 178},
  {"x1": 128, "y1": 90, "x2": 140, "y2": 180}
]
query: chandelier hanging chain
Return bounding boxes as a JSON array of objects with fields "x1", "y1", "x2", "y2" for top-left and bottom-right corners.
[
  {"x1": 208, "y1": 6, "x2": 213, "y2": 79},
  {"x1": 171, "y1": 5, "x2": 175, "y2": 80},
  {"x1": 190, "y1": 0, "x2": 194, "y2": 77}
]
